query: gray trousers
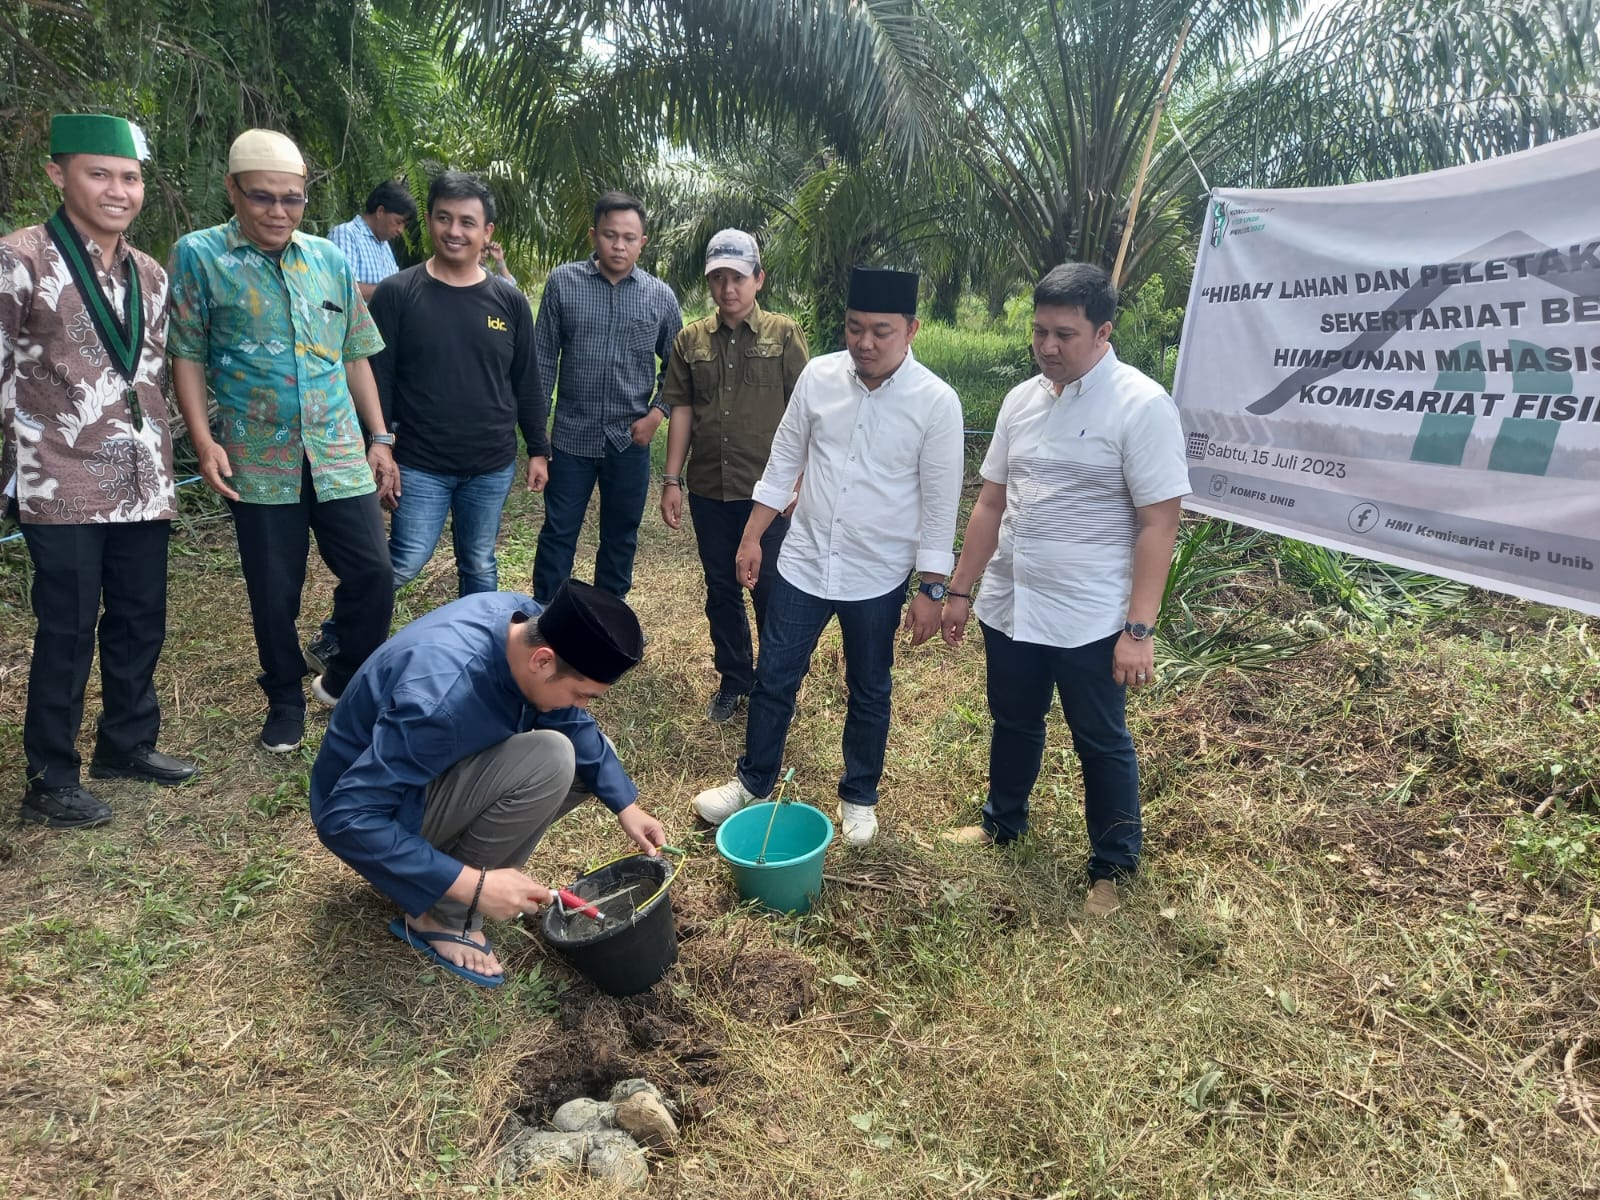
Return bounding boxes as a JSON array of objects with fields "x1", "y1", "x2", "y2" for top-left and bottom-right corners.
[{"x1": 419, "y1": 729, "x2": 586, "y2": 930}]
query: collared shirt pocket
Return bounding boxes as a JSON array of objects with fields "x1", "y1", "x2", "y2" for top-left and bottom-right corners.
[
  {"x1": 301, "y1": 297, "x2": 347, "y2": 366},
  {"x1": 687, "y1": 343, "x2": 721, "y2": 403},
  {"x1": 630, "y1": 320, "x2": 660, "y2": 356},
  {"x1": 878, "y1": 435, "x2": 923, "y2": 482},
  {"x1": 743, "y1": 339, "x2": 784, "y2": 388},
  {"x1": 855, "y1": 409, "x2": 922, "y2": 483}
]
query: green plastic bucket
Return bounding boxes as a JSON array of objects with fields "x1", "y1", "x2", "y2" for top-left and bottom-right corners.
[{"x1": 716, "y1": 801, "x2": 834, "y2": 913}]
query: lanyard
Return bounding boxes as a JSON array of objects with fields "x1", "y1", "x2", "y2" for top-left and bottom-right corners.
[{"x1": 44, "y1": 207, "x2": 145, "y2": 430}]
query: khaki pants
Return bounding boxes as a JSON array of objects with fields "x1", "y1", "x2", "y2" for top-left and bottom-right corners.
[{"x1": 419, "y1": 730, "x2": 587, "y2": 930}]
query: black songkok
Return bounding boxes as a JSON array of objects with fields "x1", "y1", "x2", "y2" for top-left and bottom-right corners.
[
  {"x1": 535, "y1": 580, "x2": 644, "y2": 684},
  {"x1": 846, "y1": 266, "x2": 919, "y2": 315}
]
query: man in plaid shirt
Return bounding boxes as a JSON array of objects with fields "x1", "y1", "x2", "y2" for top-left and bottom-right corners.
[
  {"x1": 328, "y1": 181, "x2": 415, "y2": 301},
  {"x1": 529, "y1": 191, "x2": 681, "y2": 604}
]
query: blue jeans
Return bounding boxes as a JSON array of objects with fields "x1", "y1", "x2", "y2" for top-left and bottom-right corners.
[
  {"x1": 315, "y1": 462, "x2": 513, "y2": 657},
  {"x1": 532, "y1": 442, "x2": 650, "y2": 603},
  {"x1": 737, "y1": 574, "x2": 907, "y2": 807},
  {"x1": 979, "y1": 623, "x2": 1140, "y2": 881},
  {"x1": 389, "y1": 462, "x2": 517, "y2": 594}
]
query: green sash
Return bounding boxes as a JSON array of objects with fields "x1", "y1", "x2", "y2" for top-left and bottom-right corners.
[{"x1": 44, "y1": 207, "x2": 145, "y2": 430}]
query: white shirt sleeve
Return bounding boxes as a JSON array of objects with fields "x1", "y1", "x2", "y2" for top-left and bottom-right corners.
[
  {"x1": 914, "y1": 386, "x2": 965, "y2": 576},
  {"x1": 750, "y1": 364, "x2": 811, "y2": 511},
  {"x1": 1122, "y1": 391, "x2": 1192, "y2": 507},
  {"x1": 980, "y1": 381, "x2": 1024, "y2": 485}
]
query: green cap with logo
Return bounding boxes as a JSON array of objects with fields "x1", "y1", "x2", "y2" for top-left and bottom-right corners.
[{"x1": 49, "y1": 114, "x2": 150, "y2": 161}]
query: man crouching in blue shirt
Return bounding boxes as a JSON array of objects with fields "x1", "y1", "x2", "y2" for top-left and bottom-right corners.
[{"x1": 310, "y1": 579, "x2": 666, "y2": 986}]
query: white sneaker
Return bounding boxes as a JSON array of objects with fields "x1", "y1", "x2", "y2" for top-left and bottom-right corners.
[
  {"x1": 838, "y1": 801, "x2": 879, "y2": 847},
  {"x1": 692, "y1": 777, "x2": 767, "y2": 825},
  {"x1": 310, "y1": 675, "x2": 339, "y2": 708}
]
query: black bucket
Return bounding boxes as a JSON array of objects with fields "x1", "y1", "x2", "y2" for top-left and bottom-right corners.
[{"x1": 540, "y1": 853, "x2": 678, "y2": 997}]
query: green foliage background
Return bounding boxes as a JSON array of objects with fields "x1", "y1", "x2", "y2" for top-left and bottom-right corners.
[
  {"x1": 6, "y1": 0, "x2": 1596, "y2": 328},
  {"x1": 0, "y1": 1, "x2": 518, "y2": 263}
]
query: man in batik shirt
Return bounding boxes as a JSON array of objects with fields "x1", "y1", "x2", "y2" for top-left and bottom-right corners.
[
  {"x1": 169, "y1": 129, "x2": 397, "y2": 756},
  {"x1": 0, "y1": 113, "x2": 198, "y2": 830}
]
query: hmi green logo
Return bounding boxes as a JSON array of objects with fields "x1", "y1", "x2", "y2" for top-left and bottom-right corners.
[
  {"x1": 1409, "y1": 340, "x2": 1565, "y2": 475},
  {"x1": 1209, "y1": 201, "x2": 1229, "y2": 248}
]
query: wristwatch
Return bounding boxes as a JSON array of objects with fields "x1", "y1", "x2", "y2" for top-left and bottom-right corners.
[
  {"x1": 918, "y1": 581, "x2": 948, "y2": 602},
  {"x1": 1123, "y1": 620, "x2": 1154, "y2": 641},
  {"x1": 370, "y1": 432, "x2": 396, "y2": 446}
]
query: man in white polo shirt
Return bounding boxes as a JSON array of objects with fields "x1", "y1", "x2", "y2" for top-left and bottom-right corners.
[
  {"x1": 939, "y1": 263, "x2": 1188, "y2": 915},
  {"x1": 690, "y1": 266, "x2": 964, "y2": 847}
]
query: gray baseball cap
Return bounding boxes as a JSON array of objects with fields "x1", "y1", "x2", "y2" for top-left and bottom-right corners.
[{"x1": 705, "y1": 228, "x2": 762, "y2": 276}]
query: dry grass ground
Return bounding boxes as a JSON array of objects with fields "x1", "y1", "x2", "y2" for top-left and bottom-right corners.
[{"x1": 1, "y1": 475, "x2": 1597, "y2": 1199}]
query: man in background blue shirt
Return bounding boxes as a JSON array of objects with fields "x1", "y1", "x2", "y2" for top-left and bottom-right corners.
[
  {"x1": 529, "y1": 190, "x2": 681, "y2": 605},
  {"x1": 310, "y1": 580, "x2": 667, "y2": 986},
  {"x1": 328, "y1": 180, "x2": 415, "y2": 301}
]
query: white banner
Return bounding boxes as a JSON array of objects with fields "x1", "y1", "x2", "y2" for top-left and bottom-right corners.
[{"x1": 1171, "y1": 130, "x2": 1600, "y2": 616}]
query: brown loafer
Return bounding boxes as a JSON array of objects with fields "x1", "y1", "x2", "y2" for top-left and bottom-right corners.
[
  {"x1": 1083, "y1": 878, "x2": 1121, "y2": 916},
  {"x1": 940, "y1": 825, "x2": 995, "y2": 847}
]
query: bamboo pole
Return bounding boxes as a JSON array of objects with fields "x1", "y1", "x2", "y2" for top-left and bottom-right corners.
[{"x1": 1111, "y1": 19, "x2": 1192, "y2": 288}]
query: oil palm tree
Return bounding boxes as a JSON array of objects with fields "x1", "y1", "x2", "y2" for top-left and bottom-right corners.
[
  {"x1": 642, "y1": 128, "x2": 1002, "y2": 346},
  {"x1": 1235, "y1": 0, "x2": 1600, "y2": 188},
  {"x1": 415, "y1": 0, "x2": 1598, "y2": 296}
]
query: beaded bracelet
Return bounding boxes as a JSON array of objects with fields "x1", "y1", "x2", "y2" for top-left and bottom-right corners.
[{"x1": 463, "y1": 866, "x2": 488, "y2": 932}]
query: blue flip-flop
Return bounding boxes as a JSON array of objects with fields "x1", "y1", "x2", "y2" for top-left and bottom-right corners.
[{"x1": 387, "y1": 917, "x2": 504, "y2": 987}]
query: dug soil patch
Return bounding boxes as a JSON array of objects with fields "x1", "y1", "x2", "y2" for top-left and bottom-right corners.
[{"x1": 512, "y1": 871, "x2": 816, "y2": 1126}]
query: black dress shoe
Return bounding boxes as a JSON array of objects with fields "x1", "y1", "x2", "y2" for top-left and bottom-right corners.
[
  {"x1": 20, "y1": 784, "x2": 112, "y2": 829},
  {"x1": 89, "y1": 744, "x2": 200, "y2": 785}
]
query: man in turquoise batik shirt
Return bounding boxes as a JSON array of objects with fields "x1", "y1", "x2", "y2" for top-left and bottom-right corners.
[{"x1": 168, "y1": 129, "x2": 397, "y2": 756}]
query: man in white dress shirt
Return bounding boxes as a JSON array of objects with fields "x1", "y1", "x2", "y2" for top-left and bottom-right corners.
[
  {"x1": 939, "y1": 263, "x2": 1189, "y2": 915},
  {"x1": 691, "y1": 267, "x2": 964, "y2": 846}
]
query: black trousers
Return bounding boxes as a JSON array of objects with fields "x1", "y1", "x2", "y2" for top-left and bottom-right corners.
[
  {"x1": 21, "y1": 520, "x2": 170, "y2": 790},
  {"x1": 687, "y1": 493, "x2": 786, "y2": 697},
  {"x1": 229, "y1": 462, "x2": 392, "y2": 707}
]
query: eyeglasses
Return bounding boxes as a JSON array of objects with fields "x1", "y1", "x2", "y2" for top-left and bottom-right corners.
[{"x1": 240, "y1": 190, "x2": 309, "y2": 211}]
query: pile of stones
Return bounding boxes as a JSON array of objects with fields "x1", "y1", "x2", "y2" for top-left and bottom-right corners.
[{"x1": 498, "y1": 1078, "x2": 679, "y2": 1189}]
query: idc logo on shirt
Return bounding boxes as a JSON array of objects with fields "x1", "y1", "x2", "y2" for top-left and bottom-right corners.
[{"x1": 487, "y1": 316, "x2": 508, "y2": 332}]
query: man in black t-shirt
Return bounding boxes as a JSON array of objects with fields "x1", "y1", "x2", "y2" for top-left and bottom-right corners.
[{"x1": 307, "y1": 172, "x2": 547, "y2": 687}]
